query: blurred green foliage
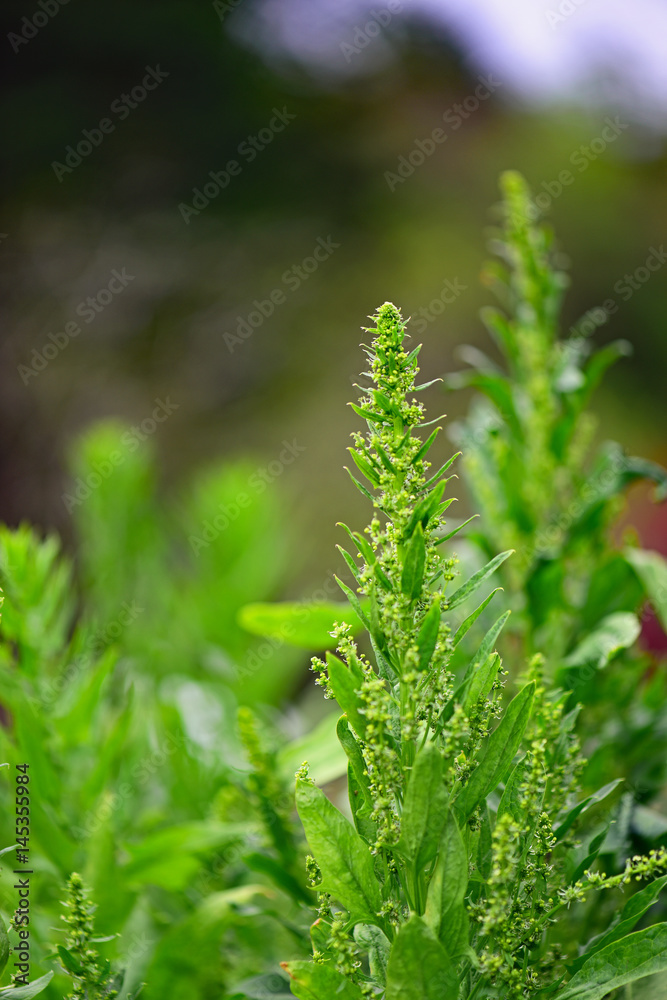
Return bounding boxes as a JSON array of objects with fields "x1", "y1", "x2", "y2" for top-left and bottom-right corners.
[{"x1": 0, "y1": 431, "x2": 329, "y2": 998}]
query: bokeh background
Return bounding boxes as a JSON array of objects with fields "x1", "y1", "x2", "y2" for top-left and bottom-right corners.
[{"x1": 3, "y1": 0, "x2": 667, "y2": 600}]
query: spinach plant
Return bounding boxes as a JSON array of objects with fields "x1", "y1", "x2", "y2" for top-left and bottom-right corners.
[{"x1": 282, "y1": 302, "x2": 667, "y2": 1000}]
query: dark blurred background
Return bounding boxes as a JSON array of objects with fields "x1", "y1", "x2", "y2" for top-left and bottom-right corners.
[{"x1": 2, "y1": 0, "x2": 667, "y2": 587}]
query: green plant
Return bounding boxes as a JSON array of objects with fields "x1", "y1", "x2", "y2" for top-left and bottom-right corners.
[
  {"x1": 51, "y1": 874, "x2": 142, "y2": 1000},
  {"x1": 281, "y1": 302, "x2": 667, "y2": 999},
  {"x1": 446, "y1": 172, "x2": 667, "y2": 815},
  {"x1": 0, "y1": 440, "x2": 315, "y2": 999}
]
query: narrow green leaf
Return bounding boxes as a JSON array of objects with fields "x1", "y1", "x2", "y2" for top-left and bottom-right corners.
[
  {"x1": 345, "y1": 466, "x2": 377, "y2": 504},
  {"x1": 455, "y1": 681, "x2": 535, "y2": 821},
  {"x1": 414, "y1": 378, "x2": 444, "y2": 392},
  {"x1": 395, "y1": 744, "x2": 448, "y2": 871},
  {"x1": 570, "y1": 876, "x2": 667, "y2": 975},
  {"x1": 337, "y1": 716, "x2": 375, "y2": 839},
  {"x1": 401, "y1": 522, "x2": 426, "y2": 601},
  {"x1": 348, "y1": 448, "x2": 381, "y2": 487},
  {"x1": 335, "y1": 576, "x2": 371, "y2": 630},
  {"x1": 452, "y1": 588, "x2": 502, "y2": 646},
  {"x1": 558, "y1": 924, "x2": 667, "y2": 1000},
  {"x1": 416, "y1": 601, "x2": 441, "y2": 672},
  {"x1": 446, "y1": 550, "x2": 514, "y2": 610},
  {"x1": 386, "y1": 916, "x2": 459, "y2": 999},
  {"x1": 57, "y1": 945, "x2": 86, "y2": 975},
  {"x1": 326, "y1": 652, "x2": 367, "y2": 740},
  {"x1": 422, "y1": 452, "x2": 461, "y2": 492},
  {"x1": 570, "y1": 825, "x2": 610, "y2": 885},
  {"x1": 434, "y1": 514, "x2": 478, "y2": 546},
  {"x1": 349, "y1": 402, "x2": 388, "y2": 425},
  {"x1": 462, "y1": 652, "x2": 501, "y2": 716},
  {"x1": 497, "y1": 756, "x2": 529, "y2": 824},
  {"x1": 337, "y1": 522, "x2": 376, "y2": 566},
  {"x1": 337, "y1": 545, "x2": 363, "y2": 586},
  {"x1": 295, "y1": 778, "x2": 382, "y2": 926},
  {"x1": 463, "y1": 610, "x2": 510, "y2": 689},
  {"x1": 412, "y1": 427, "x2": 441, "y2": 465},
  {"x1": 406, "y1": 481, "x2": 447, "y2": 538},
  {"x1": 282, "y1": 960, "x2": 366, "y2": 1000},
  {"x1": 424, "y1": 808, "x2": 469, "y2": 959},
  {"x1": 372, "y1": 389, "x2": 401, "y2": 416},
  {"x1": 0, "y1": 972, "x2": 54, "y2": 999},
  {"x1": 554, "y1": 779, "x2": 623, "y2": 842}
]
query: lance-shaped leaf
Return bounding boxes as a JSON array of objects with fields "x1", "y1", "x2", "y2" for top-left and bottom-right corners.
[
  {"x1": 326, "y1": 652, "x2": 367, "y2": 740},
  {"x1": 416, "y1": 600, "x2": 441, "y2": 671},
  {"x1": 462, "y1": 652, "x2": 501, "y2": 716},
  {"x1": 557, "y1": 924, "x2": 667, "y2": 1000},
  {"x1": 422, "y1": 452, "x2": 461, "y2": 492},
  {"x1": 446, "y1": 550, "x2": 514, "y2": 610},
  {"x1": 401, "y1": 522, "x2": 426, "y2": 601},
  {"x1": 569, "y1": 875, "x2": 667, "y2": 975},
  {"x1": 553, "y1": 779, "x2": 623, "y2": 842},
  {"x1": 405, "y1": 480, "x2": 447, "y2": 538},
  {"x1": 442, "y1": 611, "x2": 510, "y2": 724},
  {"x1": 281, "y1": 960, "x2": 366, "y2": 1000},
  {"x1": 394, "y1": 744, "x2": 448, "y2": 872},
  {"x1": 424, "y1": 808, "x2": 469, "y2": 959},
  {"x1": 348, "y1": 447, "x2": 381, "y2": 487},
  {"x1": 0, "y1": 972, "x2": 54, "y2": 999},
  {"x1": 455, "y1": 681, "x2": 535, "y2": 822},
  {"x1": 335, "y1": 576, "x2": 371, "y2": 630},
  {"x1": 295, "y1": 778, "x2": 382, "y2": 926},
  {"x1": 452, "y1": 588, "x2": 502, "y2": 646},
  {"x1": 385, "y1": 916, "x2": 459, "y2": 999},
  {"x1": 337, "y1": 716, "x2": 375, "y2": 841}
]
